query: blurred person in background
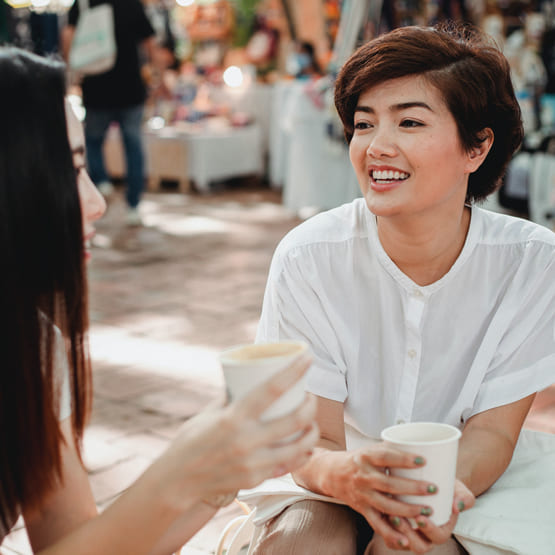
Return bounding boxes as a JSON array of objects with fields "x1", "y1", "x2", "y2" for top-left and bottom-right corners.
[
  {"x1": 62, "y1": 0, "x2": 155, "y2": 227},
  {"x1": 286, "y1": 40, "x2": 324, "y2": 79}
]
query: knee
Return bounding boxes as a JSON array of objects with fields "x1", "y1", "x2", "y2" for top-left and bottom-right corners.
[{"x1": 251, "y1": 500, "x2": 357, "y2": 555}]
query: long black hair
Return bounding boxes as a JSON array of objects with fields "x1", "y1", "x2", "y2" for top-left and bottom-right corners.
[{"x1": 0, "y1": 47, "x2": 91, "y2": 530}]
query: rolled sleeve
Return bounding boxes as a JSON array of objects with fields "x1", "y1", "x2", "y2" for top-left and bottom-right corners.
[
  {"x1": 470, "y1": 254, "x2": 555, "y2": 417},
  {"x1": 256, "y1": 245, "x2": 348, "y2": 402}
]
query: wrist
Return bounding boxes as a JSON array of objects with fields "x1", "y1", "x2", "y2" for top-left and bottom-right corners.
[
  {"x1": 294, "y1": 448, "x2": 341, "y2": 498},
  {"x1": 202, "y1": 491, "x2": 238, "y2": 509},
  {"x1": 143, "y1": 456, "x2": 201, "y2": 515}
]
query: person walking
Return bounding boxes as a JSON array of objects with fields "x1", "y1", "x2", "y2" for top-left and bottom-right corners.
[{"x1": 63, "y1": 0, "x2": 156, "y2": 226}]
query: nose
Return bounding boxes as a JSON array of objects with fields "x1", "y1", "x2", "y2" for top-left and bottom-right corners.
[
  {"x1": 366, "y1": 127, "x2": 397, "y2": 159},
  {"x1": 80, "y1": 170, "x2": 106, "y2": 225}
]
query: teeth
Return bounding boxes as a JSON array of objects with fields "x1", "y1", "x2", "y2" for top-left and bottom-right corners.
[{"x1": 372, "y1": 170, "x2": 408, "y2": 180}]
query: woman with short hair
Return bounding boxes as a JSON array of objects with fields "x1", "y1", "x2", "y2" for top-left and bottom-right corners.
[{"x1": 253, "y1": 22, "x2": 555, "y2": 554}]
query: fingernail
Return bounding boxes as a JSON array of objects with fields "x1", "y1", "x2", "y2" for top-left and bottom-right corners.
[
  {"x1": 414, "y1": 456, "x2": 425, "y2": 465},
  {"x1": 398, "y1": 538, "x2": 408, "y2": 547},
  {"x1": 420, "y1": 507, "x2": 432, "y2": 516},
  {"x1": 417, "y1": 520, "x2": 426, "y2": 528},
  {"x1": 390, "y1": 516, "x2": 401, "y2": 527},
  {"x1": 458, "y1": 500, "x2": 465, "y2": 511},
  {"x1": 427, "y1": 484, "x2": 437, "y2": 494}
]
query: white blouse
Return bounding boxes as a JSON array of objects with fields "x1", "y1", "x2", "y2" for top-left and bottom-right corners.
[{"x1": 256, "y1": 199, "x2": 555, "y2": 444}]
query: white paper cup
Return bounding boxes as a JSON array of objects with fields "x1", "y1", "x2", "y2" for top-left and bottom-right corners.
[
  {"x1": 219, "y1": 341, "x2": 309, "y2": 421},
  {"x1": 381, "y1": 422, "x2": 461, "y2": 526}
]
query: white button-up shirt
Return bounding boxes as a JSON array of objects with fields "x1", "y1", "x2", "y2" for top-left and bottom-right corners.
[{"x1": 257, "y1": 199, "x2": 555, "y2": 444}]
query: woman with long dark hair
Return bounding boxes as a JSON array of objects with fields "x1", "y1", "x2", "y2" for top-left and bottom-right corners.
[{"x1": 0, "y1": 46, "x2": 318, "y2": 553}]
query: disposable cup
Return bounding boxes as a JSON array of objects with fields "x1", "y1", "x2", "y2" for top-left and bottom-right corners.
[
  {"x1": 219, "y1": 341, "x2": 309, "y2": 422},
  {"x1": 381, "y1": 422, "x2": 461, "y2": 526}
]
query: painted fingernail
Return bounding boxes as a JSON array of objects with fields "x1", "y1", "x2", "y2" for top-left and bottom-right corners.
[
  {"x1": 390, "y1": 516, "x2": 401, "y2": 527},
  {"x1": 427, "y1": 484, "x2": 437, "y2": 494},
  {"x1": 398, "y1": 538, "x2": 408, "y2": 547},
  {"x1": 414, "y1": 456, "x2": 425, "y2": 465},
  {"x1": 420, "y1": 507, "x2": 432, "y2": 516},
  {"x1": 458, "y1": 500, "x2": 465, "y2": 511},
  {"x1": 417, "y1": 520, "x2": 426, "y2": 528}
]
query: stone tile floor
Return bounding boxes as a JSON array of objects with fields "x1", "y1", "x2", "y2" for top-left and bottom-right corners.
[{"x1": 2, "y1": 183, "x2": 554, "y2": 554}]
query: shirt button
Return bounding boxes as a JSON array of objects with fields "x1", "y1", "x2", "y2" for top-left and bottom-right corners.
[
  {"x1": 407, "y1": 349, "x2": 417, "y2": 359},
  {"x1": 413, "y1": 289, "x2": 424, "y2": 298}
]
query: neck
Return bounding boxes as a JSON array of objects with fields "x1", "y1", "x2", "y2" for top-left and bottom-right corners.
[{"x1": 376, "y1": 204, "x2": 471, "y2": 286}]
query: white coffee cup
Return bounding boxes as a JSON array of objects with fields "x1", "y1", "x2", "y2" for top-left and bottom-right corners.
[
  {"x1": 381, "y1": 422, "x2": 462, "y2": 526},
  {"x1": 219, "y1": 341, "x2": 309, "y2": 422}
]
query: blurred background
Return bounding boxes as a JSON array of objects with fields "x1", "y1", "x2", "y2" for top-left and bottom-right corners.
[
  {"x1": 1, "y1": 1, "x2": 554, "y2": 553},
  {"x1": 1, "y1": 0, "x2": 555, "y2": 222}
]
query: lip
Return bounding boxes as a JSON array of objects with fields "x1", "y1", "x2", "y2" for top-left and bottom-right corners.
[{"x1": 84, "y1": 230, "x2": 95, "y2": 262}]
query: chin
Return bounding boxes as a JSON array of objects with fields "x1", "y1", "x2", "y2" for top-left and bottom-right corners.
[{"x1": 363, "y1": 192, "x2": 405, "y2": 218}]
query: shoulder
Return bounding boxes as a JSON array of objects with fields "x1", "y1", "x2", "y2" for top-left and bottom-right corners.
[
  {"x1": 274, "y1": 198, "x2": 371, "y2": 261},
  {"x1": 474, "y1": 207, "x2": 555, "y2": 252}
]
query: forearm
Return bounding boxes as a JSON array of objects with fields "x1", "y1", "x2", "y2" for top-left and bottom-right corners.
[
  {"x1": 148, "y1": 502, "x2": 218, "y2": 555},
  {"x1": 60, "y1": 26, "x2": 75, "y2": 62},
  {"x1": 37, "y1": 465, "x2": 194, "y2": 555},
  {"x1": 456, "y1": 395, "x2": 535, "y2": 498},
  {"x1": 456, "y1": 425, "x2": 515, "y2": 497}
]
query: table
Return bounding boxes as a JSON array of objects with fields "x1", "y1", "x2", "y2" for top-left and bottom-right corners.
[
  {"x1": 104, "y1": 121, "x2": 264, "y2": 193},
  {"x1": 177, "y1": 122, "x2": 264, "y2": 193}
]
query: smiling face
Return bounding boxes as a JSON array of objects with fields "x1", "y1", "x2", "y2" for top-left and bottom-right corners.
[
  {"x1": 65, "y1": 100, "x2": 106, "y2": 261},
  {"x1": 349, "y1": 75, "x2": 485, "y2": 220}
]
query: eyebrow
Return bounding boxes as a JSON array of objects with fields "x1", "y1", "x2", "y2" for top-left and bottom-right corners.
[{"x1": 354, "y1": 101, "x2": 434, "y2": 114}]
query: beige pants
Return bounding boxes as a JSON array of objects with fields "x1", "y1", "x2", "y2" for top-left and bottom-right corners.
[{"x1": 251, "y1": 500, "x2": 467, "y2": 555}]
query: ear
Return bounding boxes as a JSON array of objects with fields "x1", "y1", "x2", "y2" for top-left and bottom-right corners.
[{"x1": 466, "y1": 128, "x2": 494, "y2": 173}]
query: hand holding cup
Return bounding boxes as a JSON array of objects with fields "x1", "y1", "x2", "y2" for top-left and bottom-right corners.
[{"x1": 381, "y1": 422, "x2": 462, "y2": 526}]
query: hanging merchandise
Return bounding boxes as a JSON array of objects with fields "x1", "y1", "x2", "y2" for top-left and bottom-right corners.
[{"x1": 69, "y1": 0, "x2": 117, "y2": 75}]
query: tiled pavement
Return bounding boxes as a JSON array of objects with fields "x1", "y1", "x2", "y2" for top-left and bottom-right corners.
[{"x1": 2, "y1": 184, "x2": 554, "y2": 554}]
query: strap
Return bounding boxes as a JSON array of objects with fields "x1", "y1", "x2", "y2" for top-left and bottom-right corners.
[
  {"x1": 216, "y1": 509, "x2": 258, "y2": 555},
  {"x1": 77, "y1": 0, "x2": 90, "y2": 15}
]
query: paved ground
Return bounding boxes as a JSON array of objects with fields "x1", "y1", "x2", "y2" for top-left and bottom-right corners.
[{"x1": 2, "y1": 183, "x2": 554, "y2": 554}]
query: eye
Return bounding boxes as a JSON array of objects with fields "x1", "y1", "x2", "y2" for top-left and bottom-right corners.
[
  {"x1": 400, "y1": 119, "x2": 423, "y2": 128},
  {"x1": 354, "y1": 121, "x2": 372, "y2": 130}
]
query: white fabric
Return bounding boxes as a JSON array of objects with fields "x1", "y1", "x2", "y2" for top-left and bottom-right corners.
[
  {"x1": 256, "y1": 199, "x2": 555, "y2": 442},
  {"x1": 453, "y1": 429, "x2": 555, "y2": 555},
  {"x1": 53, "y1": 325, "x2": 72, "y2": 422},
  {"x1": 144, "y1": 123, "x2": 264, "y2": 193},
  {"x1": 529, "y1": 152, "x2": 555, "y2": 230},
  {"x1": 268, "y1": 80, "x2": 360, "y2": 211},
  {"x1": 279, "y1": 81, "x2": 361, "y2": 213},
  {"x1": 238, "y1": 474, "x2": 344, "y2": 527},
  {"x1": 39, "y1": 313, "x2": 72, "y2": 421}
]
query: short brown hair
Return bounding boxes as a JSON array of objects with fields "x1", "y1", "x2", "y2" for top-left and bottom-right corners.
[{"x1": 334, "y1": 22, "x2": 523, "y2": 202}]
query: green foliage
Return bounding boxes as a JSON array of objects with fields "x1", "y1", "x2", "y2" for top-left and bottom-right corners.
[{"x1": 231, "y1": 0, "x2": 260, "y2": 47}]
